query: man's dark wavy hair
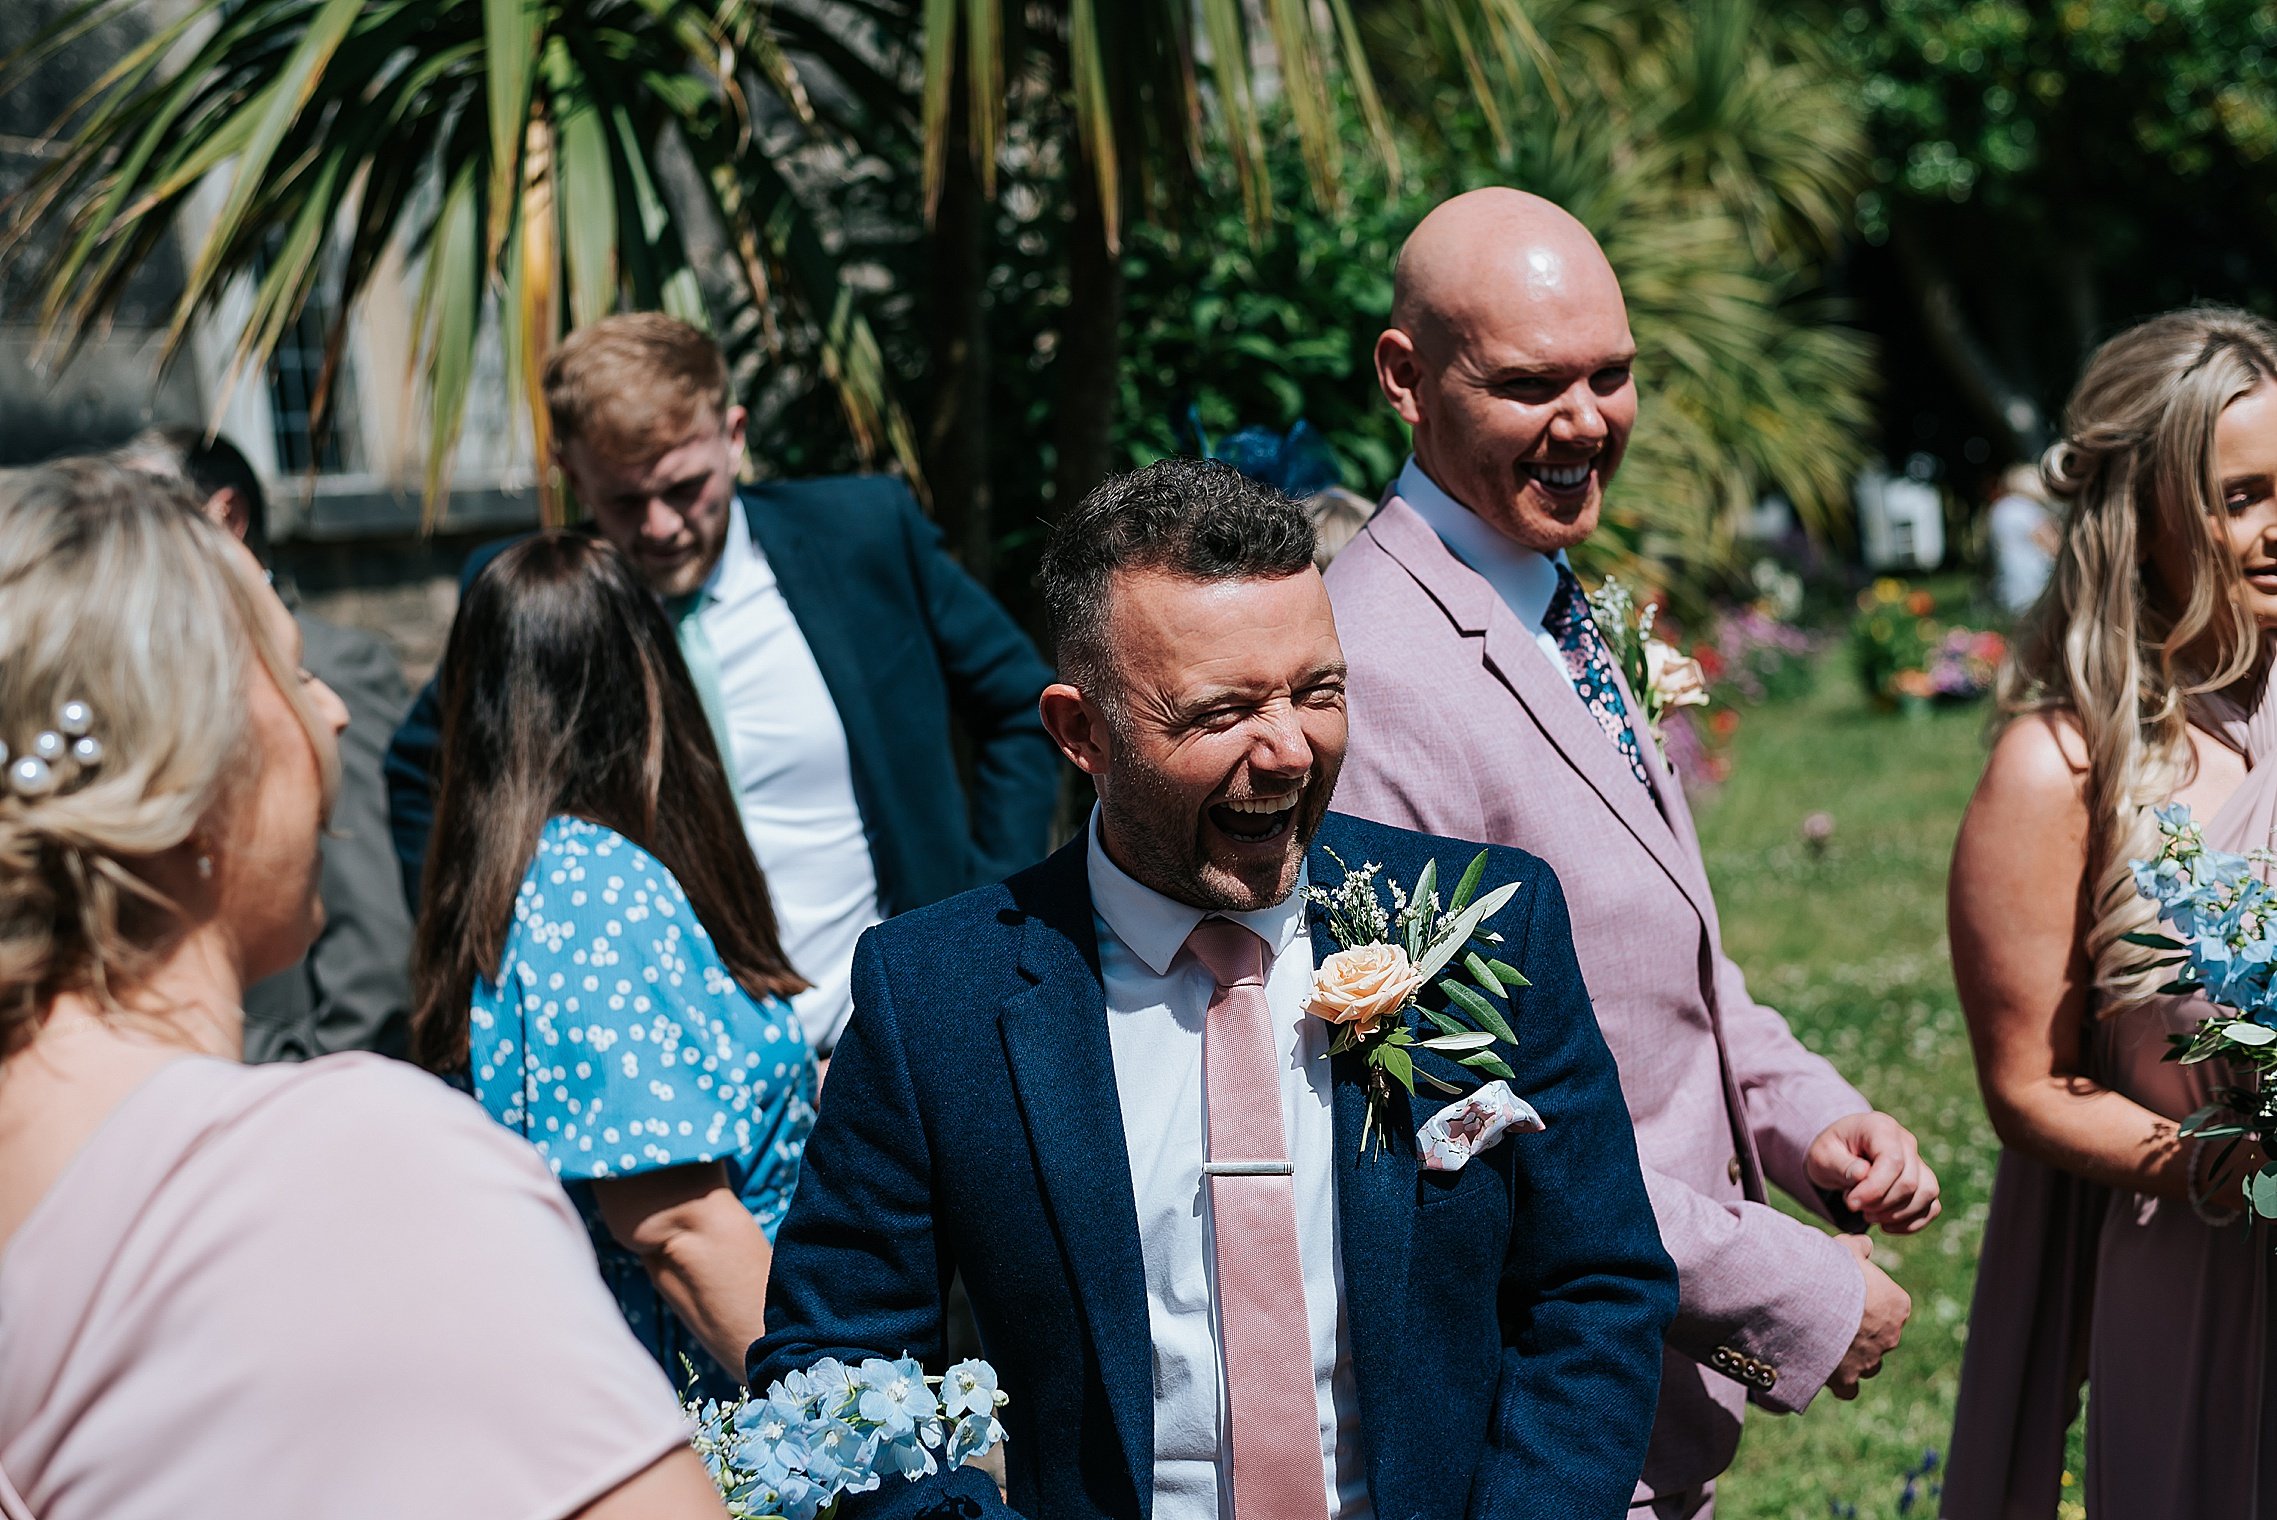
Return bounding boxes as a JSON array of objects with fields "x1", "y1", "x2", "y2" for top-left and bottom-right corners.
[{"x1": 1040, "y1": 456, "x2": 1317, "y2": 700}]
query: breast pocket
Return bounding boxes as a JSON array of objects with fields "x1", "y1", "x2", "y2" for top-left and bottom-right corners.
[
  {"x1": 1412, "y1": 1153, "x2": 1512, "y2": 1282},
  {"x1": 1418, "y1": 1157, "x2": 1499, "y2": 1208}
]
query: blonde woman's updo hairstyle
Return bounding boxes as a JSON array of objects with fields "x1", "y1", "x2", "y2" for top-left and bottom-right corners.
[
  {"x1": 0, "y1": 459, "x2": 328, "y2": 1058},
  {"x1": 2005, "y1": 305, "x2": 2277, "y2": 1008}
]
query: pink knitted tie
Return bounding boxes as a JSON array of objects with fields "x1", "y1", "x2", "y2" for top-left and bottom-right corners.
[{"x1": 1185, "y1": 917, "x2": 1325, "y2": 1520}]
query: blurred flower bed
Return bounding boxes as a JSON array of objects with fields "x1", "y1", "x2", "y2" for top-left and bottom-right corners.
[
  {"x1": 1849, "y1": 579, "x2": 2005, "y2": 713},
  {"x1": 1637, "y1": 559, "x2": 1830, "y2": 791}
]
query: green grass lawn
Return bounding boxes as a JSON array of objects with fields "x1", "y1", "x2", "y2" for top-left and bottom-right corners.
[{"x1": 1691, "y1": 657, "x2": 2038, "y2": 1519}]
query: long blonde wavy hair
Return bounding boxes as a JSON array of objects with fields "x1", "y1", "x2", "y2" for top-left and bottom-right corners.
[
  {"x1": 2003, "y1": 306, "x2": 2277, "y2": 1008},
  {"x1": 0, "y1": 459, "x2": 335, "y2": 1058}
]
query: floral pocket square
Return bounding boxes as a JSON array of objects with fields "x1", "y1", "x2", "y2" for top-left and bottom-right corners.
[{"x1": 1418, "y1": 1080, "x2": 1545, "y2": 1172}]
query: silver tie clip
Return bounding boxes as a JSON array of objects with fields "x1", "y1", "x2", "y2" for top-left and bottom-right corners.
[{"x1": 1203, "y1": 1160, "x2": 1295, "y2": 1176}]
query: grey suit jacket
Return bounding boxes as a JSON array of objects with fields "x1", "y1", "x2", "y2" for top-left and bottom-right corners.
[{"x1": 243, "y1": 610, "x2": 414, "y2": 1062}]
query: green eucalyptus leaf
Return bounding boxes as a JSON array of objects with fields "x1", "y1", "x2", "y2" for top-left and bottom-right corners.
[
  {"x1": 2120, "y1": 931, "x2": 2187, "y2": 950},
  {"x1": 1464, "y1": 951, "x2": 1502, "y2": 996},
  {"x1": 1443, "y1": 978, "x2": 1517, "y2": 1043},
  {"x1": 2223, "y1": 1022, "x2": 2277, "y2": 1047},
  {"x1": 1415, "y1": 1067, "x2": 1465, "y2": 1095},
  {"x1": 1419, "y1": 1030, "x2": 1497, "y2": 1053},
  {"x1": 1417, "y1": 881, "x2": 1521, "y2": 979},
  {"x1": 1460, "y1": 1052, "x2": 1517, "y2": 1080},
  {"x1": 1439, "y1": 978, "x2": 1501, "y2": 1030},
  {"x1": 1447, "y1": 850, "x2": 1489, "y2": 914},
  {"x1": 1406, "y1": 858, "x2": 1438, "y2": 959},
  {"x1": 1486, "y1": 959, "x2": 1530, "y2": 988},
  {"x1": 1419, "y1": 1006, "x2": 1469, "y2": 1038},
  {"x1": 2248, "y1": 1168, "x2": 2277, "y2": 1220}
]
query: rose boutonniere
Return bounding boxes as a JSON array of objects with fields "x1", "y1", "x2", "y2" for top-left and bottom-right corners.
[
  {"x1": 1587, "y1": 575, "x2": 1711, "y2": 750},
  {"x1": 1304, "y1": 847, "x2": 1530, "y2": 1155}
]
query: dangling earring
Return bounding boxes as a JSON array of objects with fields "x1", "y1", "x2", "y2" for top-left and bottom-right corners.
[{"x1": 196, "y1": 854, "x2": 213, "y2": 879}]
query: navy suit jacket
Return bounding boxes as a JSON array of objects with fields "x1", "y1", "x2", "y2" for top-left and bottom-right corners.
[
  {"x1": 383, "y1": 475, "x2": 1060, "y2": 910},
  {"x1": 748, "y1": 810, "x2": 1678, "y2": 1520}
]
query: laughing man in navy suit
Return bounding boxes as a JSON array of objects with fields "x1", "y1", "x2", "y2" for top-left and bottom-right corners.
[{"x1": 749, "y1": 457, "x2": 1676, "y2": 1520}]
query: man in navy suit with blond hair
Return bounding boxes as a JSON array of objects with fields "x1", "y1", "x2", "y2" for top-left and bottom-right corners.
[{"x1": 751, "y1": 457, "x2": 1676, "y2": 1520}]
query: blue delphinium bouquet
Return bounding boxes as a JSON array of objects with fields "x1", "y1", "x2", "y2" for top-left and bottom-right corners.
[
  {"x1": 684, "y1": 1356, "x2": 1008, "y2": 1519},
  {"x1": 2129, "y1": 802, "x2": 2277, "y2": 1222}
]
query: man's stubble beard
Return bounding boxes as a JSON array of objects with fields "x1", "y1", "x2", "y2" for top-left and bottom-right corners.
[{"x1": 1097, "y1": 708, "x2": 1340, "y2": 914}]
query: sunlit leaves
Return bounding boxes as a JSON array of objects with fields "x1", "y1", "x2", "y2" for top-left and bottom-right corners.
[{"x1": 0, "y1": 0, "x2": 917, "y2": 523}]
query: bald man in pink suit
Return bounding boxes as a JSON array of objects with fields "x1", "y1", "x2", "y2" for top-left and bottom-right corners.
[{"x1": 1323, "y1": 189, "x2": 1944, "y2": 1519}]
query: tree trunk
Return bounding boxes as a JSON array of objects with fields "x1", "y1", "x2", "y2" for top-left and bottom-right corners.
[
  {"x1": 923, "y1": 66, "x2": 995, "y2": 583},
  {"x1": 1889, "y1": 214, "x2": 2050, "y2": 461},
  {"x1": 1050, "y1": 147, "x2": 1125, "y2": 520}
]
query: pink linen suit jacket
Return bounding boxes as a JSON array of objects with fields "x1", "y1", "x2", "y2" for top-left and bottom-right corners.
[{"x1": 1324, "y1": 495, "x2": 1872, "y2": 1500}]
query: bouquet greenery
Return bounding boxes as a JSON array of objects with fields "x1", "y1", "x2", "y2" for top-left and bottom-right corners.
[
  {"x1": 2128, "y1": 804, "x2": 2277, "y2": 1224},
  {"x1": 685, "y1": 1356, "x2": 1007, "y2": 1519}
]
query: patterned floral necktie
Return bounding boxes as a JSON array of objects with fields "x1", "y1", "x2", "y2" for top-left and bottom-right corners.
[{"x1": 1541, "y1": 563, "x2": 1654, "y2": 791}]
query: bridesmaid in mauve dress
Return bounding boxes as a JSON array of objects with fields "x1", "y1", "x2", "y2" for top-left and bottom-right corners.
[{"x1": 1945, "y1": 308, "x2": 2277, "y2": 1519}]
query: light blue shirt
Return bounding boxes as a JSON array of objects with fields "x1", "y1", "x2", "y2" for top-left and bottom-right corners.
[{"x1": 1396, "y1": 457, "x2": 1579, "y2": 696}]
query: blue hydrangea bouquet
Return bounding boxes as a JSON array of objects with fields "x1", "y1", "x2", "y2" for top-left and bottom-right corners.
[
  {"x1": 2129, "y1": 802, "x2": 2277, "y2": 1223},
  {"x1": 683, "y1": 1356, "x2": 1008, "y2": 1518}
]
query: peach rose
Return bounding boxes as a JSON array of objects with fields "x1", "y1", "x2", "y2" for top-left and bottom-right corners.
[
  {"x1": 1644, "y1": 638, "x2": 1711, "y2": 712},
  {"x1": 1306, "y1": 943, "x2": 1425, "y2": 1035}
]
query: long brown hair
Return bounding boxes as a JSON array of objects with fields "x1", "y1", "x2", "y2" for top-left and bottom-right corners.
[
  {"x1": 409, "y1": 532, "x2": 805, "y2": 1070},
  {"x1": 2002, "y1": 305, "x2": 2277, "y2": 1008}
]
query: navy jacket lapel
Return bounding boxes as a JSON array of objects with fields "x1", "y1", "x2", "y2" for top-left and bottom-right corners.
[
  {"x1": 1306, "y1": 824, "x2": 1414, "y2": 1505},
  {"x1": 996, "y1": 840, "x2": 1154, "y2": 1518}
]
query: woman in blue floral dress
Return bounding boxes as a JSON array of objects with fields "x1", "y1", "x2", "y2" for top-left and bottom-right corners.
[{"x1": 410, "y1": 533, "x2": 816, "y2": 1399}]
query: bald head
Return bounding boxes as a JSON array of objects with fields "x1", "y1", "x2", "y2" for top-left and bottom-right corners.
[{"x1": 1376, "y1": 188, "x2": 1637, "y2": 554}]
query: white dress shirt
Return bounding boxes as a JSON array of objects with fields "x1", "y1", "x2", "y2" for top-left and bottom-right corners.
[
  {"x1": 1396, "y1": 456, "x2": 1580, "y2": 697},
  {"x1": 1086, "y1": 811, "x2": 1371, "y2": 1520},
  {"x1": 693, "y1": 496, "x2": 883, "y2": 1053}
]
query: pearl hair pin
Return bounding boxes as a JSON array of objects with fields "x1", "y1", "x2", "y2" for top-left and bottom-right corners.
[{"x1": 7, "y1": 699, "x2": 102, "y2": 800}]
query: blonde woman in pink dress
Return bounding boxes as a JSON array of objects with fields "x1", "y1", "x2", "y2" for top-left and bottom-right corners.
[
  {"x1": 1945, "y1": 307, "x2": 2277, "y2": 1517},
  {"x1": 0, "y1": 460, "x2": 727, "y2": 1520}
]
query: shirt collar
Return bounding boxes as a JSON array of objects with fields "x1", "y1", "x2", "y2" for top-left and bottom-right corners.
[
  {"x1": 1396, "y1": 455, "x2": 1566, "y2": 632},
  {"x1": 1085, "y1": 807, "x2": 1310, "y2": 978},
  {"x1": 691, "y1": 490, "x2": 758, "y2": 611}
]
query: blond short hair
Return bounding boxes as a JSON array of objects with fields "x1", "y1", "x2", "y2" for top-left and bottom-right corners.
[
  {"x1": 0, "y1": 459, "x2": 333, "y2": 1054},
  {"x1": 543, "y1": 312, "x2": 734, "y2": 463}
]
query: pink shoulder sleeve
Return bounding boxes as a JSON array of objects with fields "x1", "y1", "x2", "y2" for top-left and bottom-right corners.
[{"x1": 132, "y1": 1058, "x2": 693, "y2": 1520}]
